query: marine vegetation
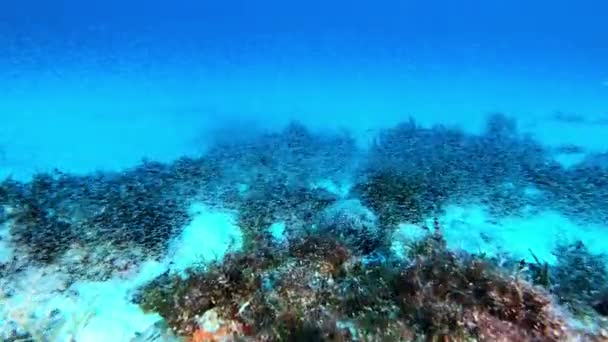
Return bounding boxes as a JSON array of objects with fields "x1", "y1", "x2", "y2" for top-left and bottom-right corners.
[
  {"x1": 205, "y1": 120, "x2": 358, "y2": 191},
  {"x1": 133, "y1": 224, "x2": 593, "y2": 341},
  {"x1": 551, "y1": 241, "x2": 608, "y2": 316},
  {"x1": 2, "y1": 173, "x2": 78, "y2": 263},
  {"x1": 352, "y1": 169, "x2": 428, "y2": 226},
  {"x1": 236, "y1": 179, "x2": 338, "y2": 251},
  {"x1": 0, "y1": 158, "x2": 217, "y2": 265},
  {"x1": 3, "y1": 116, "x2": 608, "y2": 341},
  {"x1": 314, "y1": 198, "x2": 385, "y2": 255},
  {"x1": 362, "y1": 114, "x2": 558, "y2": 219}
]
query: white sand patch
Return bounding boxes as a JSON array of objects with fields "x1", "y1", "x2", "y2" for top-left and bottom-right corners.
[
  {"x1": 0, "y1": 260, "x2": 167, "y2": 342},
  {"x1": 58, "y1": 260, "x2": 167, "y2": 342},
  {"x1": 166, "y1": 202, "x2": 243, "y2": 274},
  {"x1": 1, "y1": 202, "x2": 245, "y2": 341},
  {"x1": 268, "y1": 221, "x2": 287, "y2": 244},
  {"x1": 438, "y1": 205, "x2": 608, "y2": 265},
  {"x1": 54, "y1": 204, "x2": 244, "y2": 340},
  {"x1": 0, "y1": 266, "x2": 70, "y2": 340},
  {"x1": 391, "y1": 205, "x2": 608, "y2": 267},
  {"x1": 390, "y1": 223, "x2": 430, "y2": 259}
]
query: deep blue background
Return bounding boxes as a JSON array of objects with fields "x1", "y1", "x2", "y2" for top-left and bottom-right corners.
[
  {"x1": 1, "y1": 0, "x2": 607, "y2": 68},
  {"x1": 1, "y1": 0, "x2": 607, "y2": 180}
]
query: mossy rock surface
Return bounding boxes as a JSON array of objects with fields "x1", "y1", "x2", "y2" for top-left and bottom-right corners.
[{"x1": 353, "y1": 170, "x2": 427, "y2": 227}]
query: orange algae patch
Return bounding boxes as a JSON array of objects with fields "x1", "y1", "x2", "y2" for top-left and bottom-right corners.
[
  {"x1": 189, "y1": 317, "x2": 249, "y2": 342},
  {"x1": 190, "y1": 325, "x2": 233, "y2": 342}
]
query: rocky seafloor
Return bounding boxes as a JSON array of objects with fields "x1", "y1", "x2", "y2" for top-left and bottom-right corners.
[{"x1": 1, "y1": 113, "x2": 608, "y2": 341}]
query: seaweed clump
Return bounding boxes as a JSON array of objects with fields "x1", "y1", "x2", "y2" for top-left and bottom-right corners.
[
  {"x1": 551, "y1": 241, "x2": 608, "y2": 316},
  {"x1": 361, "y1": 114, "x2": 558, "y2": 219},
  {"x1": 391, "y1": 233, "x2": 570, "y2": 341},
  {"x1": 0, "y1": 157, "x2": 215, "y2": 265},
  {"x1": 358, "y1": 112, "x2": 608, "y2": 223},
  {"x1": 133, "y1": 235, "x2": 355, "y2": 340},
  {"x1": 83, "y1": 164, "x2": 191, "y2": 254},
  {"x1": 1, "y1": 173, "x2": 78, "y2": 263},
  {"x1": 134, "y1": 248, "x2": 278, "y2": 336},
  {"x1": 133, "y1": 225, "x2": 584, "y2": 341},
  {"x1": 352, "y1": 169, "x2": 427, "y2": 227},
  {"x1": 205, "y1": 120, "x2": 357, "y2": 191},
  {"x1": 237, "y1": 180, "x2": 338, "y2": 251},
  {"x1": 314, "y1": 199, "x2": 385, "y2": 255}
]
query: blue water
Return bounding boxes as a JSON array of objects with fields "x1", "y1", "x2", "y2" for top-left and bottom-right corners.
[
  {"x1": 1, "y1": 1, "x2": 608, "y2": 340},
  {"x1": 1, "y1": 0, "x2": 607, "y2": 179}
]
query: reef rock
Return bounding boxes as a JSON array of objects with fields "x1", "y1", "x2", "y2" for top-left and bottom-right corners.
[{"x1": 316, "y1": 199, "x2": 383, "y2": 254}]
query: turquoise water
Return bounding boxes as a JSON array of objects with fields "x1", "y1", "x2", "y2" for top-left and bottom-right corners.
[
  {"x1": 1, "y1": 1, "x2": 608, "y2": 341},
  {"x1": 1, "y1": 0, "x2": 607, "y2": 178}
]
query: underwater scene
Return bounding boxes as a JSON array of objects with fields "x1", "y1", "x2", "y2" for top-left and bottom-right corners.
[{"x1": 1, "y1": 0, "x2": 608, "y2": 341}]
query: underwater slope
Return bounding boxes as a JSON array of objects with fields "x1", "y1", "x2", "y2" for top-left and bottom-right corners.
[
  {"x1": 1, "y1": 1, "x2": 608, "y2": 181},
  {"x1": 1, "y1": 115, "x2": 608, "y2": 340}
]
